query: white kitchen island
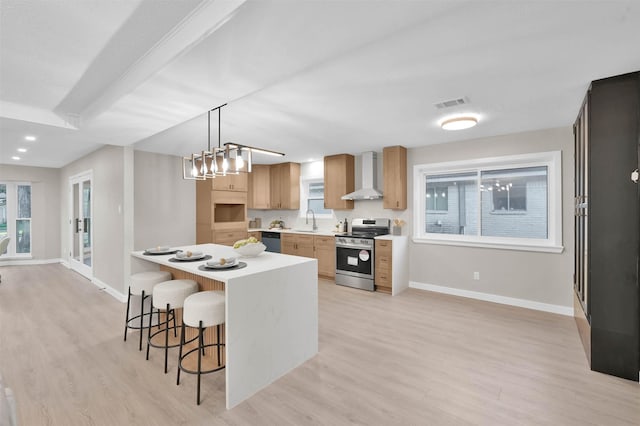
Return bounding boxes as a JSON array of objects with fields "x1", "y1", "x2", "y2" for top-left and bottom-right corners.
[{"x1": 131, "y1": 243, "x2": 318, "y2": 409}]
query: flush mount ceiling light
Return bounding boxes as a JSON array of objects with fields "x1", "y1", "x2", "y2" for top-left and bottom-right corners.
[
  {"x1": 440, "y1": 116, "x2": 478, "y2": 131},
  {"x1": 182, "y1": 103, "x2": 285, "y2": 180},
  {"x1": 24, "y1": 135, "x2": 36, "y2": 141}
]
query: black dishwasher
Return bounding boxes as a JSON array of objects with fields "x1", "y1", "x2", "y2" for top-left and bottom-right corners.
[{"x1": 261, "y1": 231, "x2": 281, "y2": 253}]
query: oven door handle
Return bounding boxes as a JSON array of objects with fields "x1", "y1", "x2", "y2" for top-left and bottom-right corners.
[{"x1": 336, "y1": 244, "x2": 372, "y2": 250}]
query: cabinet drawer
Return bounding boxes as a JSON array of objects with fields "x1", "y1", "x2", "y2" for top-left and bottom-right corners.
[
  {"x1": 375, "y1": 270, "x2": 391, "y2": 287},
  {"x1": 376, "y1": 239, "x2": 392, "y2": 249},
  {"x1": 214, "y1": 230, "x2": 248, "y2": 246},
  {"x1": 314, "y1": 236, "x2": 334, "y2": 247},
  {"x1": 376, "y1": 255, "x2": 391, "y2": 271}
]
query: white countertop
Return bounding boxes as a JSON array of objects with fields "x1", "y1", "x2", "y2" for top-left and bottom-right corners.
[
  {"x1": 375, "y1": 234, "x2": 408, "y2": 240},
  {"x1": 132, "y1": 243, "x2": 315, "y2": 283},
  {"x1": 248, "y1": 228, "x2": 342, "y2": 237}
]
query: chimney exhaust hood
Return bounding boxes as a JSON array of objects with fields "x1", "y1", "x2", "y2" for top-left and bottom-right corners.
[{"x1": 341, "y1": 151, "x2": 383, "y2": 200}]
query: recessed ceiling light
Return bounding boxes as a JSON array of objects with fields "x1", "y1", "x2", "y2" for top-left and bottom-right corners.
[
  {"x1": 17, "y1": 148, "x2": 27, "y2": 153},
  {"x1": 25, "y1": 135, "x2": 36, "y2": 141},
  {"x1": 11, "y1": 156, "x2": 21, "y2": 160},
  {"x1": 440, "y1": 116, "x2": 478, "y2": 131}
]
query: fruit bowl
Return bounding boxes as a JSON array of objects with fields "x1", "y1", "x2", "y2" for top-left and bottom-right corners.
[{"x1": 233, "y1": 241, "x2": 266, "y2": 257}]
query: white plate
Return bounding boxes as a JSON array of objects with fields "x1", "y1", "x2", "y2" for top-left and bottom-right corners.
[
  {"x1": 145, "y1": 247, "x2": 173, "y2": 254},
  {"x1": 206, "y1": 257, "x2": 237, "y2": 268},
  {"x1": 204, "y1": 261, "x2": 238, "y2": 269},
  {"x1": 174, "y1": 253, "x2": 206, "y2": 261}
]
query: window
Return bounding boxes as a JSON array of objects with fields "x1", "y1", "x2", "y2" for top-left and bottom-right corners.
[
  {"x1": 413, "y1": 152, "x2": 562, "y2": 253},
  {"x1": 300, "y1": 178, "x2": 332, "y2": 217},
  {"x1": 0, "y1": 182, "x2": 32, "y2": 257}
]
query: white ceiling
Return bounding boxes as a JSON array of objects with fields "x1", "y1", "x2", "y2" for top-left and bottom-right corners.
[{"x1": 1, "y1": 0, "x2": 640, "y2": 168}]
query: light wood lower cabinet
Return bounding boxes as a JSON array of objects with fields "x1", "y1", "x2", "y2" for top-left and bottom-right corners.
[
  {"x1": 314, "y1": 236, "x2": 335, "y2": 279},
  {"x1": 281, "y1": 233, "x2": 335, "y2": 279},
  {"x1": 374, "y1": 239, "x2": 392, "y2": 294},
  {"x1": 248, "y1": 231, "x2": 262, "y2": 240},
  {"x1": 281, "y1": 233, "x2": 314, "y2": 258}
]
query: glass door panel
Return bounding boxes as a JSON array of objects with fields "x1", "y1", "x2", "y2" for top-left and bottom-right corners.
[
  {"x1": 82, "y1": 180, "x2": 92, "y2": 267},
  {"x1": 69, "y1": 173, "x2": 92, "y2": 279}
]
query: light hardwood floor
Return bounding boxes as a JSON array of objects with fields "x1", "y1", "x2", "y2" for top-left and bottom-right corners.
[{"x1": 0, "y1": 264, "x2": 638, "y2": 425}]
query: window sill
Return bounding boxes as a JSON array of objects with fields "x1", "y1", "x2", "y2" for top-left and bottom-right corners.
[{"x1": 412, "y1": 236, "x2": 564, "y2": 253}]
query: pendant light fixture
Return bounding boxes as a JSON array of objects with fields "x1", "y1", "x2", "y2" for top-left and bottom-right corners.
[{"x1": 183, "y1": 103, "x2": 284, "y2": 180}]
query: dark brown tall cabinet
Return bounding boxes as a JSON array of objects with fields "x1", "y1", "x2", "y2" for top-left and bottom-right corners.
[{"x1": 573, "y1": 71, "x2": 640, "y2": 381}]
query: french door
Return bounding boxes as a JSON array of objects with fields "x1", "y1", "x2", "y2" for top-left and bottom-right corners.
[{"x1": 69, "y1": 171, "x2": 93, "y2": 279}]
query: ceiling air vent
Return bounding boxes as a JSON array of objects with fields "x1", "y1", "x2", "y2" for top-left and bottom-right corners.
[{"x1": 434, "y1": 97, "x2": 469, "y2": 109}]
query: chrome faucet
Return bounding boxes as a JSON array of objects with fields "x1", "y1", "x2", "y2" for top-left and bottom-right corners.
[{"x1": 305, "y1": 209, "x2": 317, "y2": 231}]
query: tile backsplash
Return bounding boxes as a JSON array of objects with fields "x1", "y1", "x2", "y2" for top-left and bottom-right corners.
[{"x1": 249, "y1": 199, "x2": 408, "y2": 233}]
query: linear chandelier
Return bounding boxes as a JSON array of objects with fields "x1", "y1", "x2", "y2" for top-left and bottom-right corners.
[{"x1": 182, "y1": 103, "x2": 285, "y2": 180}]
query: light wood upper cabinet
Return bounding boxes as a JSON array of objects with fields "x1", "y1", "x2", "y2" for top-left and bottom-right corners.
[
  {"x1": 281, "y1": 233, "x2": 314, "y2": 258},
  {"x1": 314, "y1": 236, "x2": 335, "y2": 279},
  {"x1": 269, "y1": 162, "x2": 300, "y2": 210},
  {"x1": 248, "y1": 164, "x2": 271, "y2": 209},
  {"x1": 383, "y1": 145, "x2": 407, "y2": 210},
  {"x1": 211, "y1": 172, "x2": 247, "y2": 192},
  {"x1": 324, "y1": 154, "x2": 354, "y2": 210}
]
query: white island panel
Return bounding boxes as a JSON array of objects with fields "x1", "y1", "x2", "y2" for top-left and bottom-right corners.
[{"x1": 226, "y1": 260, "x2": 318, "y2": 408}]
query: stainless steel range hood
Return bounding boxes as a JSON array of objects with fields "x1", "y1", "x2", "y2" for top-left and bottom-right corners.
[{"x1": 341, "y1": 151, "x2": 383, "y2": 200}]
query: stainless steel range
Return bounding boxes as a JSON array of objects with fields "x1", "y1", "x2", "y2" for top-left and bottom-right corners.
[{"x1": 335, "y1": 218, "x2": 390, "y2": 291}]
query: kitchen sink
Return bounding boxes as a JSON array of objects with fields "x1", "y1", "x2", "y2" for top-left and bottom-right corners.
[{"x1": 290, "y1": 229, "x2": 317, "y2": 233}]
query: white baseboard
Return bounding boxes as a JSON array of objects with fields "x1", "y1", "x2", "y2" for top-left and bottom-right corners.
[
  {"x1": 91, "y1": 277, "x2": 127, "y2": 303},
  {"x1": 0, "y1": 258, "x2": 64, "y2": 266},
  {"x1": 409, "y1": 281, "x2": 573, "y2": 316},
  {"x1": 60, "y1": 260, "x2": 70, "y2": 268}
]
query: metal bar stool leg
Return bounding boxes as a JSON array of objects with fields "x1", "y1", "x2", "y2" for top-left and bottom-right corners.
[
  {"x1": 164, "y1": 304, "x2": 171, "y2": 374},
  {"x1": 138, "y1": 290, "x2": 147, "y2": 351},
  {"x1": 177, "y1": 321, "x2": 185, "y2": 385},
  {"x1": 146, "y1": 301, "x2": 154, "y2": 360},
  {"x1": 197, "y1": 321, "x2": 203, "y2": 405},
  {"x1": 216, "y1": 324, "x2": 221, "y2": 366},
  {"x1": 123, "y1": 287, "x2": 132, "y2": 342}
]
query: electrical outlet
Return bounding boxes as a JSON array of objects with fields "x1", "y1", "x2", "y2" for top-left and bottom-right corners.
[{"x1": 473, "y1": 271, "x2": 480, "y2": 280}]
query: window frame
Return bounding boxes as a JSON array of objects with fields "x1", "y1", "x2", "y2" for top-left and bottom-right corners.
[
  {"x1": 413, "y1": 151, "x2": 563, "y2": 253},
  {"x1": 0, "y1": 181, "x2": 32, "y2": 258},
  {"x1": 299, "y1": 177, "x2": 333, "y2": 218}
]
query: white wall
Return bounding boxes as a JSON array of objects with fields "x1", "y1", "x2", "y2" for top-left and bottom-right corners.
[
  {"x1": 60, "y1": 146, "x2": 127, "y2": 295},
  {"x1": 133, "y1": 150, "x2": 195, "y2": 249},
  {"x1": 0, "y1": 164, "x2": 61, "y2": 260},
  {"x1": 408, "y1": 127, "x2": 574, "y2": 309}
]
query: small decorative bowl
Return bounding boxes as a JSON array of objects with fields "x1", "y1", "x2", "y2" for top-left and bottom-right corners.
[{"x1": 234, "y1": 242, "x2": 266, "y2": 257}]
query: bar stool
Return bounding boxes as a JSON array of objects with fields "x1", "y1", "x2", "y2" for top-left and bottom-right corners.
[
  {"x1": 147, "y1": 279, "x2": 199, "y2": 373},
  {"x1": 124, "y1": 270, "x2": 172, "y2": 350},
  {"x1": 177, "y1": 290, "x2": 226, "y2": 405}
]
